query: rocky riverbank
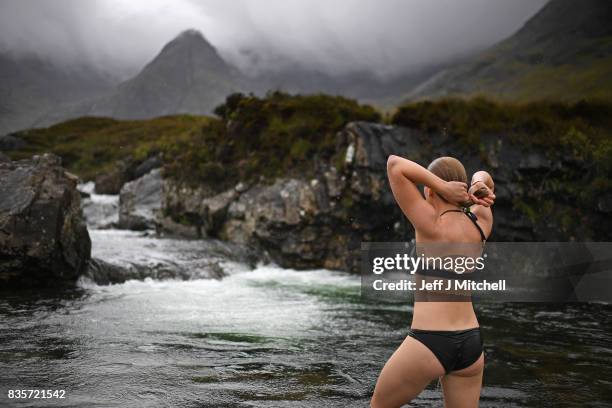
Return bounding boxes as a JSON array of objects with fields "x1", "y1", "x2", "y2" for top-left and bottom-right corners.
[
  {"x1": 110, "y1": 120, "x2": 611, "y2": 273},
  {"x1": 4, "y1": 95, "x2": 611, "y2": 277},
  {"x1": 0, "y1": 154, "x2": 91, "y2": 286}
]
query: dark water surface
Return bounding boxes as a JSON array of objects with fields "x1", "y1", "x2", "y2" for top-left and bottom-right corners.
[{"x1": 1, "y1": 233, "x2": 611, "y2": 407}]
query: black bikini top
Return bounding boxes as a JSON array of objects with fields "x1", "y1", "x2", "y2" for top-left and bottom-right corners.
[
  {"x1": 412, "y1": 208, "x2": 487, "y2": 280},
  {"x1": 440, "y1": 207, "x2": 487, "y2": 243}
]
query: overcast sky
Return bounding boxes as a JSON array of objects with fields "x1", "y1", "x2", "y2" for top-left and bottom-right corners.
[{"x1": 0, "y1": 0, "x2": 548, "y2": 79}]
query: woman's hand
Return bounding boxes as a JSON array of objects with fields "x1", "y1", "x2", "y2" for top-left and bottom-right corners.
[
  {"x1": 440, "y1": 181, "x2": 469, "y2": 205},
  {"x1": 469, "y1": 180, "x2": 495, "y2": 207}
]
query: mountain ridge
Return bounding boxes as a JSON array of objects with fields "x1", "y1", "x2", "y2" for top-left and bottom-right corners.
[
  {"x1": 30, "y1": 28, "x2": 438, "y2": 131},
  {"x1": 3, "y1": 0, "x2": 612, "y2": 136},
  {"x1": 0, "y1": 54, "x2": 114, "y2": 135},
  {"x1": 409, "y1": 0, "x2": 612, "y2": 101},
  {"x1": 34, "y1": 29, "x2": 246, "y2": 127}
]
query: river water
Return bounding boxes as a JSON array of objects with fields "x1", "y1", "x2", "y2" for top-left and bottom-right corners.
[{"x1": 1, "y1": 192, "x2": 611, "y2": 407}]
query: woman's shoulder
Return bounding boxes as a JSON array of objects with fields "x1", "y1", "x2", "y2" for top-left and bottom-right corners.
[{"x1": 471, "y1": 205, "x2": 493, "y2": 237}]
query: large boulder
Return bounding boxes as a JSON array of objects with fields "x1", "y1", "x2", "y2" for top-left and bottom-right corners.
[
  {"x1": 94, "y1": 156, "x2": 135, "y2": 194},
  {"x1": 94, "y1": 154, "x2": 163, "y2": 195},
  {"x1": 118, "y1": 168, "x2": 163, "y2": 230},
  {"x1": 222, "y1": 178, "x2": 347, "y2": 269},
  {"x1": 0, "y1": 154, "x2": 91, "y2": 286},
  {"x1": 162, "y1": 181, "x2": 245, "y2": 238}
]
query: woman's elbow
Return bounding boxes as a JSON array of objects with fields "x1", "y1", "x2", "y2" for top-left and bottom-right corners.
[
  {"x1": 386, "y1": 155, "x2": 404, "y2": 183},
  {"x1": 386, "y1": 155, "x2": 400, "y2": 172}
]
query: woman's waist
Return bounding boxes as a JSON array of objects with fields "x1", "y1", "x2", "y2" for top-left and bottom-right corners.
[{"x1": 411, "y1": 302, "x2": 478, "y2": 331}]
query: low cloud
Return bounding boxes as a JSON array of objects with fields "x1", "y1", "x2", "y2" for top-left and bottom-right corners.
[{"x1": 0, "y1": 0, "x2": 548, "y2": 79}]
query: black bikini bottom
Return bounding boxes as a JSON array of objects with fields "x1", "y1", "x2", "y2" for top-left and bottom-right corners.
[{"x1": 409, "y1": 327, "x2": 483, "y2": 373}]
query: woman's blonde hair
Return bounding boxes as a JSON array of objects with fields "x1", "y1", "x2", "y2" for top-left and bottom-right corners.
[{"x1": 427, "y1": 156, "x2": 467, "y2": 202}]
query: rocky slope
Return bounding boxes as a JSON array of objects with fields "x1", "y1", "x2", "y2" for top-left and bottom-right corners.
[
  {"x1": 116, "y1": 119, "x2": 611, "y2": 273},
  {"x1": 0, "y1": 153, "x2": 91, "y2": 286},
  {"x1": 411, "y1": 0, "x2": 612, "y2": 101}
]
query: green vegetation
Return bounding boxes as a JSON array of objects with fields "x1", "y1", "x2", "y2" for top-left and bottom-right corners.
[
  {"x1": 431, "y1": 56, "x2": 612, "y2": 103},
  {"x1": 392, "y1": 97, "x2": 611, "y2": 144},
  {"x1": 414, "y1": 0, "x2": 612, "y2": 102},
  {"x1": 6, "y1": 91, "x2": 610, "y2": 238},
  {"x1": 7, "y1": 92, "x2": 380, "y2": 187},
  {"x1": 8, "y1": 115, "x2": 211, "y2": 180},
  {"x1": 392, "y1": 97, "x2": 612, "y2": 232},
  {"x1": 153, "y1": 92, "x2": 380, "y2": 188},
  {"x1": 508, "y1": 56, "x2": 612, "y2": 102}
]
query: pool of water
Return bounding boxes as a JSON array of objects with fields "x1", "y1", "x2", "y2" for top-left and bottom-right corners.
[{"x1": 1, "y1": 230, "x2": 611, "y2": 407}]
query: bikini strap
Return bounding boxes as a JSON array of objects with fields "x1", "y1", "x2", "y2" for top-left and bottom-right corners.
[{"x1": 440, "y1": 207, "x2": 487, "y2": 243}]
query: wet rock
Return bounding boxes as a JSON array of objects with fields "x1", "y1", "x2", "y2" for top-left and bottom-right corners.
[
  {"x1": 94, "y1": 156, "x2": 135, "y2": 194},
  {"x1": 161, "y1": 181, "x2": 247, "y2": 237},
  {"x1": 0, "y1": 152, "x2": 10, "y2": 163},
  {"x1": 94, "y1": 154, "x2": 161, "y2": 195},
  {"x1": 222, "y1": 178, "x2": 344, "y2": 269},
  {"x1": 133, "y1": 154, "x2": 162, "y2": 179},
  {"x1": 158, "y1": 216, "x2": 201, "y2": 239},
  {"x1": 84, "y1": 257, "x2": 226, "y2": 285},
  {"x1": 340, "y1": 121, "x2": 424, "y2": 169},
  {"x1": 84, "y1": 230, "x2": 258, "y2": 285},
  {"x1": 201, "y1": 188, "x2": 239, "y2": 233},
  {"x1": 84, "y1": 258, "x2": 130, "y2": 285},
  {"x1": 0, "y1": 153, "x2": 91, "y2": 287},
  {"x1": 118, "y1": 168, "x2": 162, "y2": 230}
]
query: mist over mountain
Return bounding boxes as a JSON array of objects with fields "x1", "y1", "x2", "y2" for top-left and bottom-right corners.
[
  {"x1": 410, "y1": 0, "x2": 612, "y2": 101},
  {"x1": 0, "y1": 54, "x2": 114, "y2": 135},
  {"x1": 32, "y1": 29, "x2": 446, "y2": 129},
  {"x1": 0, "y1": 0, "x2": 548, "y2": 134},
  {"x1": 0, "y1": 0, "x2": 547, "y2": 80},
  {"x1": 34, "y1": 30, "x2": 247, "y2": 126},
  {"x1": 1, "y1": 0, "x2": 611, "y2": 134}
]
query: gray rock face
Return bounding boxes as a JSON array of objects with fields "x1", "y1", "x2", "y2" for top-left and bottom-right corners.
[
  {"x1": 162, "y1": 181, "x2": 244, "y2": 238},
  {"x1": 222, "y1": 178, "x2": 342, "y2": 269},
  {"x1": 94, "y1": 156, "x2": 135, "y2": 194},
  {"x1": 118, "y1": 168, "x2": 162, "y2": 230},
  {"x1": 151, "y1": 120, "x2": 612, "y2": 272},
  {"x1": 94, "y1": 154, "x2": 163, "y2": 195},
  {"x1": 0, "y1": 154, "x2": 91, "y2": 286},
  {"x1": 133, "y1": 154, "x2": 162, "y2": 179},
  {"x1": 84, "y1": 257, "x2": 226, "y2": 285}
]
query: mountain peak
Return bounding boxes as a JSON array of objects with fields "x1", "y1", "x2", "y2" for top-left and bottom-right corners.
[
  {"x1": 175, "y1": 29, "x2": 206, "y2": 41},
  {"x1": 164, "y1": 28, "x2": 214, "y2": 51},
  {"x1": 152, "y1": 28, "x2": 229, "y2": 73},
  {"x1": 66, "y1": 27, "x2": 245, "y2": 121}
]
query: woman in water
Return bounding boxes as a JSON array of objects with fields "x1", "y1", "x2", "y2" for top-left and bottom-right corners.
[{"x1": 371, "y1": 155, "x2": 495, "y2": 408}]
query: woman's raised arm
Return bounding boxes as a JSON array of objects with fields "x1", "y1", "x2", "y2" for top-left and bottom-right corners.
[
  {"x1": 468, "y1": 170, "x2": 495, "y2": 235},
  {"x1": 386, "y1": 155, "x2": 469, "y2": 232},
  {"x1": 469, "y1": 171, "x2": 495, "y2": 207}
]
